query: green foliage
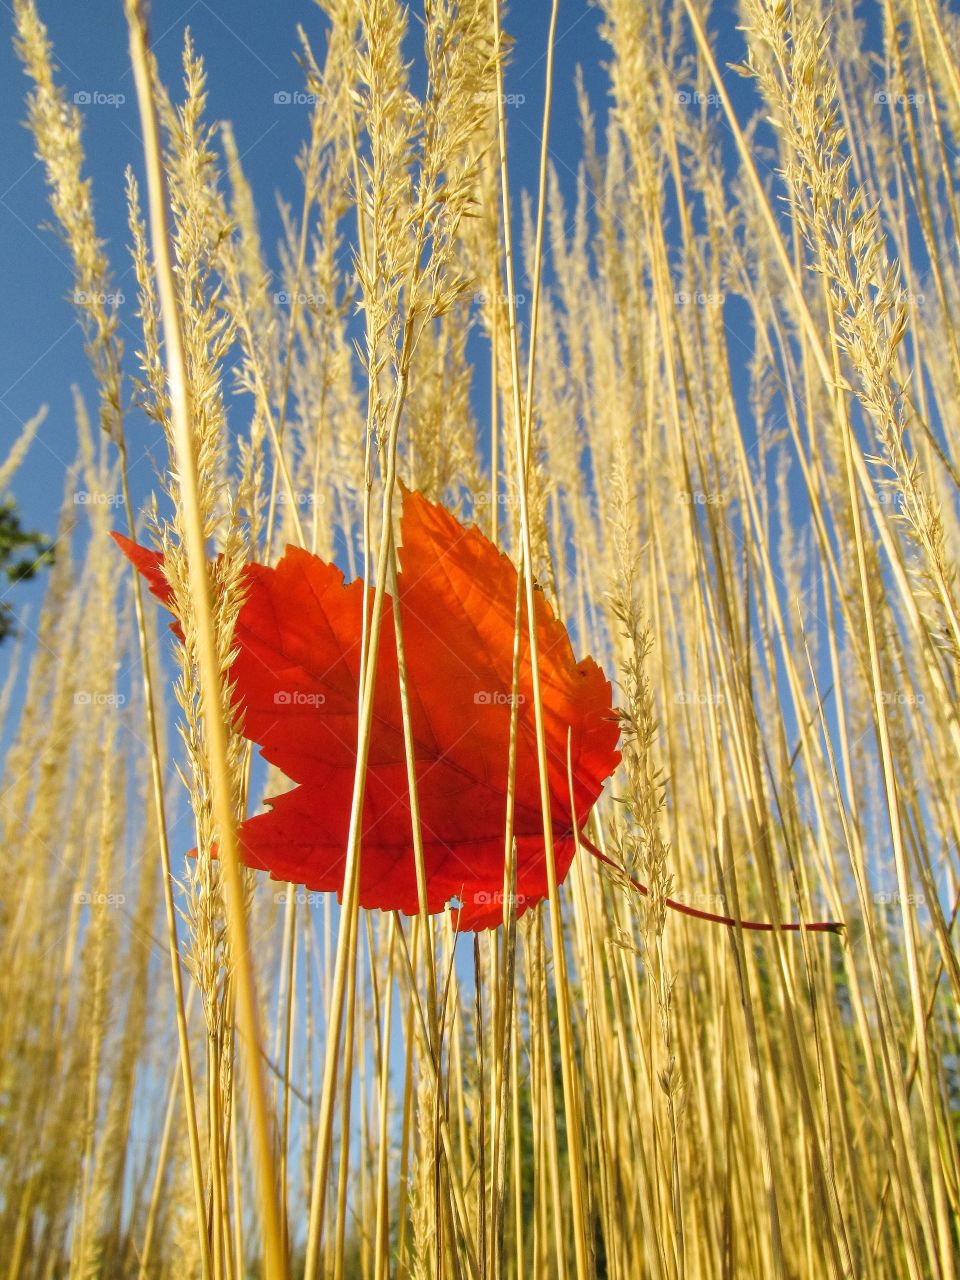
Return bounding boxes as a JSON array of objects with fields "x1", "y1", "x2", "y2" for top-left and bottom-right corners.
[{"x1": 0, "y1": 498, "x2": 54, "y2": 642}]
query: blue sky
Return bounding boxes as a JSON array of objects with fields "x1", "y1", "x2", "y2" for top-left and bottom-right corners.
[
  {"x1": 0, "y1": 0, "x2": 888, "y2": 684},
  {"x1": 0, "y1": 0, "x2": 905, "y2": 1057},
  {"x1": 0, "y1": 0, "x2": 780, "y2": 541},
  {"x1": 0, "y1": 1, "x2": 613, "y2": 545}
]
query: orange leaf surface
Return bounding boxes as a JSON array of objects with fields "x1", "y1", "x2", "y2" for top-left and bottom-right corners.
[{"x1": 115, "y1": 489, "x2": 621, "y2": 928}]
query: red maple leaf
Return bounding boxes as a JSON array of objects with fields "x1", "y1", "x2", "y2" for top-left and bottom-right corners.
[
  {"x1": 115, "y1": 489, "x2": 620, "y2": 928},
  {"x1": 115, "y1": 489, "x2": 843, "y2": 934}
]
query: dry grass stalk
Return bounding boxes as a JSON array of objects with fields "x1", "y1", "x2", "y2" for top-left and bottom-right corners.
[{"x1": 3, "y1": 1, "x2": 960, "y2": 1277}]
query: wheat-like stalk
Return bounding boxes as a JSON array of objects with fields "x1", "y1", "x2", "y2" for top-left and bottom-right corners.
[{"x1": 4, "y1": 1, "x2": 960, "y2": 1276}]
